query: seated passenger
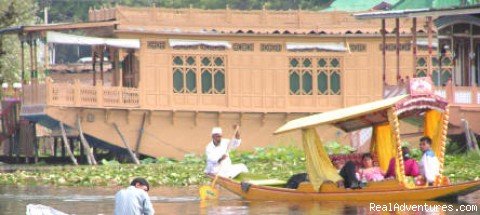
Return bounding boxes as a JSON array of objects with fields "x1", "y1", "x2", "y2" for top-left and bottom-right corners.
[
  {"x1": 333, "y1": 158, "x2": 362, "y2": 189},
  {"x1": 285, "y1": 173, "x2": 308, "y2": 189},
  {"x1": 358, "y1": 153, "x2": 385, "y2": 182},
  {"x1": 385, "y1": 146, "x2": 420, "y2": 178}
]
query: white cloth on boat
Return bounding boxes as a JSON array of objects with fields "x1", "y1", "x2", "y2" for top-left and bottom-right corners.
[
  {"x1": 114, "y1": 186, "x2": 155, "y2": 215},
  {"x1": 204, "y1": 138, "x2": 248, "y2": 178},
  {"x1": 419, "y1": 149, "x2": 440, "y2": 183},
  {"x1": 26, "y1": 204, "x2": 68, "y2": 215}
]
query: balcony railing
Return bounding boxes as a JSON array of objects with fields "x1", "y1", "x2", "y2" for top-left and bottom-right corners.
[
  {"x1": 23, "y1": 78, "x2": 140, "y2": 108},
  {"x1": 434, "y1": 81, "x2": 479, "y2": 106}
]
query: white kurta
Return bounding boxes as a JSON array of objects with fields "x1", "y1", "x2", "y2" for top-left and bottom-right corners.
[
  {"x1": 419, "y1": 149, "x2": 440, "y2": 183},
  {"x1": 204, "y1": 138, "x2": 248, "y2": 178}
]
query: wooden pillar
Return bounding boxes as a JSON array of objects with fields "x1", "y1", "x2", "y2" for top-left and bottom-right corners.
[
  {"x1": 412, "y1": 18, "x2": 417, "y2": 78},
  {"x1": 470, "y1": 24, "x2": 474, "y2": 86},
  {"x1": 395, "y1": 18, "x2": 401, "y2": 82},
  {"x1": 116, "y1": 49, "x2": 122, "y2": 87},
  {"x1": 382, "y1": 19, "x2": 386, "y2": 83},
  {"x1": 92, "y1": 48, "x2": 97, "y2": 86},
  {"x1": 29, "y1": 36, "x2": 34, "y2": 83},
  {"x1": 33, "y1": 122, "x2": 38, "y2": 164},
  {"x1": 20, "y1": 37, "x2": 25, "y2": 84},
  {"x1": 113, "y1": 123, "x2": 140, "y2": 164},
  {"x1": 77, "y1": 116, "x2": 97, "y2": 165},
  {"x1": 79, "y1": 137, "x2": 84, "y2": 158},
  {"x1": 61, "y1": 137, "x2": 66, "y2": 158},
  {"x1": 34, "y1": 39, "x2": 38, "y2": 82},
  {"x1": 53, "y1": 137, "x2": 58, "y2": 157},
  {"x1": 59, "y1": 122, "x2": 78, "y2": 165},
  {"x1": 100, "y1": 46, "x2": 104, "y2": 85},
  {"x1": 427, "y1": 16, "x2": 433, "y2": 77},
  {"x1": 135, "y1": 112, "x2": 147, "y2": 157}
]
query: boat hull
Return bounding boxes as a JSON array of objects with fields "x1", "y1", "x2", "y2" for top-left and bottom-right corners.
[{"x1": 214, "y1": 176, "x2": 480, "y2": 201}]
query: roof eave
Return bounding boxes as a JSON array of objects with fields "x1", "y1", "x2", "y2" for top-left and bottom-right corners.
[{"x1": 354, "y1": 6, "x2": 480, "y2": 20}]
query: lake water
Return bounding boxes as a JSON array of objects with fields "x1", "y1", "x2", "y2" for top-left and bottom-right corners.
[{"x1": 0, "y1": 185, "x2": 479, "y2": 214}]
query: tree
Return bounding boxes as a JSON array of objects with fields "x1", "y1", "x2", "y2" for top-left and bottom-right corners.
[{"x1": 0, "y1": 0, "x2": 37, "y2": 83}]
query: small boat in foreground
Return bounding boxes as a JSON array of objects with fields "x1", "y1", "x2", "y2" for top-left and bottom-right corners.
[
  {"x1": 212, "y1": 175, "x2": 480, "y2": 201},
  {"x1": 213, "y1": 78, "x2": 480, "y2": 201}
]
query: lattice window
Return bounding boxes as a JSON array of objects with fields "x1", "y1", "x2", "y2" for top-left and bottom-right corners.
[
  {"x1": 289, "y1": 57, "x2": 342, "y2": 95},
  {"x1": 317, "y1": 57, "x2": 342, "y2": 95},
  {"x1": 415, "y1": 56, "x2": 428, "y2": 78},
  {"x1": 416, "y1": 54, "x2": 453, "y2": 86},
  {"x1": 201, "y1": 56, "x2": 225, "y2": 94},
  {"x1": 289, "y1": 57, "x2": 313, "y2": 95},
  {"x1": 172, "y1": 56, "x2": 197, "y2": 93},
  {"x1": 172, "y1": 55, "x2": 226, "y2": 94}
]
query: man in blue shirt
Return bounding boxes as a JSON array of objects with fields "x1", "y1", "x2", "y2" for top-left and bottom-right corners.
[{"x1": 114, "y1": 178, "x2": 154, "y2": 215}]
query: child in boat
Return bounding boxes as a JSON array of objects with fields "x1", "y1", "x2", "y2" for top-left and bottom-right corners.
[
  {"x1": 385, "y1": 146, "x2": 420, "y2": 178},
  {"x1": 358, "y1": 153, "x2": 385, "y2": 182},
  {"x1": 417, "y1": 136, "x2": 440, "y2": 186}
]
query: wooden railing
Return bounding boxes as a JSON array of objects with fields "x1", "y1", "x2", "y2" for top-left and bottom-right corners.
[
  {"x1": 23, "y1": 83, "x2": 46, "y2": 106},
  {"x1": 23, "y1": 78, "x2": 140, "y2": 108},
  {"x1": 434, "y1": 81, "x2": 480, "y2": 106}
]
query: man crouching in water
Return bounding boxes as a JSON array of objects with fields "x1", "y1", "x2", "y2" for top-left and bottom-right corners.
[{"x1": 204, "y1": 125, "x2": 248, "y2": 178}]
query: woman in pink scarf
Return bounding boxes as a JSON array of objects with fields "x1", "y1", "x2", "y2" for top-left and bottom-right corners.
[{"x1": 358, "y1": 153, "x2": 385, "y2": 182}]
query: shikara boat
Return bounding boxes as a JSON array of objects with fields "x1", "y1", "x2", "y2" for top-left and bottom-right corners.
[{"x1": 213, "y1": 78, "x2": 480, "y2": 201}]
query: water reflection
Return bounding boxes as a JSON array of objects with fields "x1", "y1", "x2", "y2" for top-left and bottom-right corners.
[{"x1": 0, "y1": 186, "x2": 478, "y2": 215}]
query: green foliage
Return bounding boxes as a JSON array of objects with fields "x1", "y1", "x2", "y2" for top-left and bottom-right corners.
[
  {"x1": 443, "y1": 152, "x2": 480, "y2": 183},
  {"x1": 445, "y1": 138, "x2": 467, "y2": 154},
  {"x1": 323, "y1": 141, "x2": 356, "y2": 155},
  {"x1": 1, "y1": 146, "x2": 478, "y2": 187}
]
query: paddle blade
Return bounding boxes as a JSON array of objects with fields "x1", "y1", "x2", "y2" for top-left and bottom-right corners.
[{"x1": 199, "y1": 185, "x2": 218, "y2": 200}]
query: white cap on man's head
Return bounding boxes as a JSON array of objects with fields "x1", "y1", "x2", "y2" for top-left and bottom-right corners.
[{"x1": 211, "y1": 127, "x2": 222, "y2": 135}]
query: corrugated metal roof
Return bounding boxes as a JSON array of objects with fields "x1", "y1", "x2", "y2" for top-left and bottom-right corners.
[{"x1": 324, "y1": 0, "x2": 401, "y2": 12}]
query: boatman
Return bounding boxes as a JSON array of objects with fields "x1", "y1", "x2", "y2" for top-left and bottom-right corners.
[{"x1": 204, "y1": 126, "x2": 248, "y2": 178}]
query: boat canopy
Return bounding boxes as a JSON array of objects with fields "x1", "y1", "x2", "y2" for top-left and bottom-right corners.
[
  {"x1": 46, "y1": 31, "x2": 140, "y2": 49},
  {"x1": 275, "y1": 85, "x2": 450, "y2": 191}
]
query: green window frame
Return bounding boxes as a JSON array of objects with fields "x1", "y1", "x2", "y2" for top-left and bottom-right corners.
[
  {"x1": 201, "y1": 56, "x2": 225, "y2": 94},
  {"x1": 172, "y1": 55, "x2": 197, "y2": 93},
  {"x1": 316, "y1": 57, "x2": 342, "y2": 95},
  {"x1": 289, "y1": 57, "x2": 342, "y2": 95},
  {"x1": 289, "y1": 57, "x2": 313, "y2": 95}
]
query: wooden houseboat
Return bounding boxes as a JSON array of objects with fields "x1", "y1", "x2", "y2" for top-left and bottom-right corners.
[{"x1": 3, "y1": 5, "x2": 479, "y2": 159}]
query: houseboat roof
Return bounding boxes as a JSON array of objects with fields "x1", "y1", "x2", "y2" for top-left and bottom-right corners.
[
  {"x1": 354, "y1": 5, "x2": 480, "y2": 20},
  {"x1": 0, "y1": 21, "x2": 116, "y2": 35},
  {"x1": 89, "y1": 6, "x2": 431, "y2": 36}
]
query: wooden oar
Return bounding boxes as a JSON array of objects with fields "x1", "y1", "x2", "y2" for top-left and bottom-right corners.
[{"x1": 199, "y1": 125, "x2": 240, "y2": 200}]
